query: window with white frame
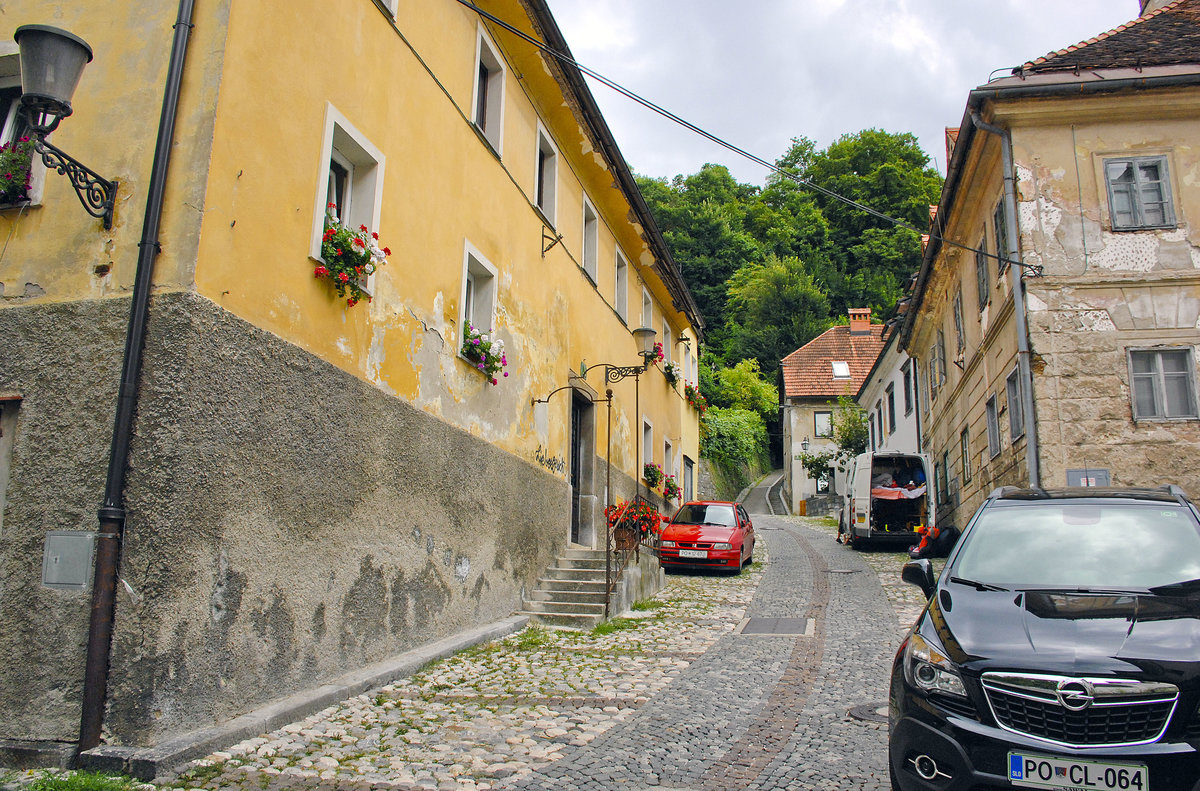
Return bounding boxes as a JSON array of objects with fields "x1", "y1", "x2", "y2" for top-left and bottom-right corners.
[
  {"x1": 472, "y1": 27, "x2": 505, "y2": 155},
  {"x1": 1129, "y1": 347, "x2": 1198, "y2": 420},
  {"x1": 0, "y1": 62, "x2": 39, "y2": 205},
  {"x1": 641, "y1": 287, "x2": 653, "y2": 329},
  {"x1": 814, "y1": 410, "x2": 832, "y2": 438},
  {"x1": 886, "y1": 384, "x2": 896, "y2": 435},
  {"x1": 642, "y1": 419, "x2": 653, "y2": 467},
  {"x1": 311, "y1": 104, "x2": 385, "y2": 292},
  {"x1": 664, "y1": 439, "x2": 674, "y2": 481},
  {"x1": 614, "y1": 250, "x2": 629, "y2": 321},
  {"x1": 461, "y1": 241, "x2": 498, "y2": 338},
  {"x1": 1006, "y1": 367, "x2": 1024, "y2": 440},
  {"x1": 875, "y1": 399, "x2": 885, "y2": 437},
  {"x1": 535, "y1": 125, "x2": 557, "y2": 225},
  {"x1": 661, "y1": 320, "x2": 672, "y2": 366},
  {"x1": 683, "y1": 345, "x2": 692, "y2": 388},
  {"x1": 582, "y1": 198, "x2": 598, "y2": 283},
  {"x1": 1105, "y1": 156, "x2": 1175, "y2": 231},
  {"x1": 986, "y1": 395, "x2": 1000, "y2": 459},
  {"x1": 901, "y1": 361, "x2": 913, "y2": 415},
  {"x1": 831, "y1": 361, "x2": 850, "y2": 380}
]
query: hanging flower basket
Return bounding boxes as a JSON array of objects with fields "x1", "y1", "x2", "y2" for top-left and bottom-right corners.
[
  {"x1": 663, "y1": 361, "x2": 680, "y2": 388},
  {"x1": 662, "y1": 475, "x2": 681, "y2": 502},
  {"x1": 315, "y1": 206, "x2": 390, "y2": 307},
  {"x1": 643, "y1": 462, "x2": 664, "y2": 488},
  {"x1": 684, "y1": 382, "x2": 708, "y2": 414}
]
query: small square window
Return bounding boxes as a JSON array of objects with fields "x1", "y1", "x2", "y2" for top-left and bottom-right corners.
[
  {"x1": 472, "y1": 28, "x2": 505, "y2": 155},
  {"x1": 1105, "y1": 156, "x2": 1175, "y2": 231},
  {"x1": 831, "y1": 361, "x2": 850, "y2": 379},
  {"x1": 535, "y1": 126, "x2": 557, "y2": 226},
  {"x1": 814, "y1": 411, "x2": 832, "y2": 438},
  {"x1": 582, "y1": 198, "x2": 598, "y2": 283},
  {"x1": 1129, "y1": 347, "x2": 1198, "y2": 420}
]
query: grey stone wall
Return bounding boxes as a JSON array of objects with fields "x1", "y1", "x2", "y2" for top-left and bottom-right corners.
[{"x1": 0, "y1": 293, "x2": 567, "y2": 747}]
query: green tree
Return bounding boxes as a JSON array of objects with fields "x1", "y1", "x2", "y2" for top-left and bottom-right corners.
[
  {"x1": 723, "y1": 254, "x2": 832, "y2": 370},
  {"x1": 714, "y1": 359, "x2": 778, "y2": 424}
]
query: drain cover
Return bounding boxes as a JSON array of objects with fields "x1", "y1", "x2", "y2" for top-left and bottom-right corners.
[
  {"x1": 849, "y1": 703, "x2": 889, "y2": 723},
  {"x1": 827, "y1": 569, "x2": 859, "y2": 574},
  {"x1": 737, "y1": 617, "x2": 814, "y2": 636}
]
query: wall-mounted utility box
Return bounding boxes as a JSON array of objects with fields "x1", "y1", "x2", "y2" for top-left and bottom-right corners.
[
  {"x1": 42, "y1": 531, "x2": 96, "y2": 591},
  {"x1": 1067, "y1": 468, "x2": 1111, "y2": 487}
]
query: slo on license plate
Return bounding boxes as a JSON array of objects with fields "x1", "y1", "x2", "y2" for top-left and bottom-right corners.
[
  {"x1": 677, "y1": 549, "x2": 707, "y2": 559},
  {"x1": 1009, "y1": 752, "x2": 1147, "y2": 791}
]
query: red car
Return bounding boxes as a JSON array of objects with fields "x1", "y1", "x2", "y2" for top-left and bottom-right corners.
[{"x1": 659, "y1": 501, "x2": 755, "y2": 573}]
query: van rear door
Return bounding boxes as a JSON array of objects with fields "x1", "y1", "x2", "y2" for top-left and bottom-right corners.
[{"x1": 851, "y1": 451, "x2": 873, "y2": 536}]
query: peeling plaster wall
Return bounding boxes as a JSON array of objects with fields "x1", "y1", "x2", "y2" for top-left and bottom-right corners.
[
  {"x1": 0, "y1": 294, "x2": 565, "y2": 746},
  {"x1": 1010, "y1": 101, "x2": 1200, "y2": 493}
]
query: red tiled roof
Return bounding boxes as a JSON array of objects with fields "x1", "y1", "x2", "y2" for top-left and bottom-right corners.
[
  {"x1": 1018, "y1": 0, "x2": 1200, "y2": 74},
  {"x1": 781, "y1": 324, "x2": 887, "y2": 399}
]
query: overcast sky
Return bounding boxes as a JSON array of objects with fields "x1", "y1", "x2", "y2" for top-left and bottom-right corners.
[{"x1": 545, "y1": 0, "x2": 1143, "y2": 185}]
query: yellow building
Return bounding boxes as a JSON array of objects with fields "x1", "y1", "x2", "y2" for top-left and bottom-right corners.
[
  {"x1": 902, "y1": 0, "x2": 1200, "y2": 529},
  {"x1": 0, "y1": 0, "x2": 702, "y2": 764}
]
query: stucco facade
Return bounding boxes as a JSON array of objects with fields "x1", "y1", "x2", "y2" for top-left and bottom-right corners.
[
  {"x1": 902, "y1": 2, "x2": 1200, "y2": 530},
  {"x1": 0, "y1": 0, "x2": 701, "y2": 757}
]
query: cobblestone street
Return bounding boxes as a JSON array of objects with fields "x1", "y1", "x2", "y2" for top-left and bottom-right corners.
[
  {"x1": 5, "y1": 500, "x2": 935, "y2": 791},
  {"x1": 135, "y1": 504, "x2": 931, "y2": 791}
]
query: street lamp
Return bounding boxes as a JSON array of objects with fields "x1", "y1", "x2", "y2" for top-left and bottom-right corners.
[
  {"x1": 15, "y1": 24, "x2": 118, "y2": 229},
  {"x1": 801, "y1": 436, "x2": 810, "y2": 453}
]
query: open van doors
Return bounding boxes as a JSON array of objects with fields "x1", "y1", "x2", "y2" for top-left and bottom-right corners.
[{"x1": 841, "y1": 451, "x2": 934, "y2": 549}]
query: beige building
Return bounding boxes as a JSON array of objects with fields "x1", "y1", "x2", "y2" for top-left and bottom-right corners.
[{"x1": 901, "y1": 0, "x2": 1200, "y2": 530}]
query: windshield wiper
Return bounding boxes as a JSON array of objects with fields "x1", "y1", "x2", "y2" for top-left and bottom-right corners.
[
  {"x1": 1148, "y1": 577, "x2": 1200, "y2": 596},
  {"x1": 949, "y1": 576, "x2": 1009, "y2": 592}
]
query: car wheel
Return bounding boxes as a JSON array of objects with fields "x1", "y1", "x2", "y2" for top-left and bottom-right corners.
[{"x1": 889, "y1": 759, "x2": 901, "y2": 791}]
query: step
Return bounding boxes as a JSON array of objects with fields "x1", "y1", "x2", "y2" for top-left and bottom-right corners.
[
  {"x1": 520, "y1": 599, "x2": 606, "y2": 615},
  {"x1": 520, "y1": 610, "x2": 604, "y2": 629},
  {"x1": 543, "y1": 566, "x2": 607, "y2": 581},
  {"x1": 555, "y1": 557, "x2": 608, "y2": 571},
  {"x1": 534, "y1": 578, "x2": 607, "y2": 593},
  {"x1": 527, "y1": 589, "x2": 607, "y2": 605}
]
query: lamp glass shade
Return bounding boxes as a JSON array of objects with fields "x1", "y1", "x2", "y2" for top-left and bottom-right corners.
[
  {"x1": 14, "y1": 25, "x2": 93, "y2": 119},
  {"x1": 631, "y1": 327, "x2": 656, "y2": 357}
]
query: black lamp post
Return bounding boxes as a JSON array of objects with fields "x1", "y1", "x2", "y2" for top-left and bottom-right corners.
[{"x1": 15, "y1": 24, "x2": 118, "y2": 229}]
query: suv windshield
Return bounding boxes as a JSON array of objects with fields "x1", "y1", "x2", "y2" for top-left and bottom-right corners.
[
  {"x1": 953, "y1": 501, "x2": 1200, "y2": 589},
  {"x1": 673, "y1": 503, "x2": 736, "y2": 527}
]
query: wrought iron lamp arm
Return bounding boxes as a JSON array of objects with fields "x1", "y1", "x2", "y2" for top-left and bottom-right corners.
[{"x1": 32, "y1": 136, "x2": 117, "y2": 229}]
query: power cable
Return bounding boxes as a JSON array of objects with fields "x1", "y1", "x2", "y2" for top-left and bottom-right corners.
[{"x1": 455, "y1": 0, "x2": 1041, "y2": 276}]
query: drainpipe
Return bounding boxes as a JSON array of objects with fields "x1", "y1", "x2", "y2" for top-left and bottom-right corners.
[
  {"x1": 969, "y1": 111, "x2": 1040, "y2": 488},
  {"x1": 79, "y1": 0, "x2": 195, "y2": 752}
]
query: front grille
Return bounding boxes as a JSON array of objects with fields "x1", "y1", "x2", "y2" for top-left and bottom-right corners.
[
  {"x1": 932, "y1": 693, "x2": 978, "y2": 719},
  {"x1": 982, "y1": 673, "x2": 1177, "y2": 747}
]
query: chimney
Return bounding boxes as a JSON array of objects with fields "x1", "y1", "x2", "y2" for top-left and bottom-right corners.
[
  {"x1": 848, "y1": 308, "x2": 872, "y2": 335},
  {"x1": 1139, "y1": 0, "x2": 1172, "y2": 14}
]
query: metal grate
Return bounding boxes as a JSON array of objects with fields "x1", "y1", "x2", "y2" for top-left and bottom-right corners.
[
  {"x1": 932, "y1": 693, "x2": 978, "y2": 720},
  {"x1": 982, "y1": 674, "x2": 1177, "y2": 747}
]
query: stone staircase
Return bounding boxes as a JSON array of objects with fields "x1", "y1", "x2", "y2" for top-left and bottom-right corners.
[{"x1": 519, "y1": 548, "x2": 609, "y2": 629}]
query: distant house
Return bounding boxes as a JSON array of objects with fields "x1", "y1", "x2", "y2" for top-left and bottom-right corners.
[
  {"x1": 901, "y1": 0, "x2": 1200, "y2": 531},
  {"x1": 781, "y1": 309, "x2": 886, "y2": 514},
  {"x1": 858, "y1": 327, "x2": 921, "y2": 456}
]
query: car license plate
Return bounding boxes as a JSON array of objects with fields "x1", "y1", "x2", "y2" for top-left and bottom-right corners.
[
  {"x1": 1009, "y1": 752, "x2": 1147, "y2": 791},
  {"x1": 677, "y1": 549, "x2": 707, "y2": 559}
]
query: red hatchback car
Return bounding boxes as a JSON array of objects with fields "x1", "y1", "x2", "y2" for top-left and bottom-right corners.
[{"x1": 659, "y1": 501, "x2": 755, "y2": 573}]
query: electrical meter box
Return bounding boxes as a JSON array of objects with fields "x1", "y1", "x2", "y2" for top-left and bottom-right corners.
[{"x1": 42, "y1": 531, "x2": 96, "y2": 591}]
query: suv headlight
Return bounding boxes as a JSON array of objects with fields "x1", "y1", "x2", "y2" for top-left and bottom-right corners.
[{"x1": 905, "y1": 633, "x2": 967, "y2": 698}]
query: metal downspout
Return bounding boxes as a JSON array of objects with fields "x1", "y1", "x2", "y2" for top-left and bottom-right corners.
[
  {"x1": 79, "y1": 0, "x2": 196, "y2": 753},
  {"x1": 970, "y1": 111, "x2": 1040, "y2": 488}
]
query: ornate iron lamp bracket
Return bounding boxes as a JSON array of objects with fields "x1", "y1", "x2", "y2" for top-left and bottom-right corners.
[
  {"x1": 604, "y1": 364, "x2": 645, "y2": 384},
  {"x1": 33, "y1": 136, "x2": 117, "y2": 229}
]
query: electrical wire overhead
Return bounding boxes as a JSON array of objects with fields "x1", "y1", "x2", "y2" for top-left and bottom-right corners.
[{"x1": 455, "y1": 0, "x2": 1038, "y2": 275}]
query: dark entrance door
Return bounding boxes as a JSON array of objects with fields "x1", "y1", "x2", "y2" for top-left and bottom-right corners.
[
  {"x1": 684, "y1": 456, "x2": 694, "y2": 502},
  {"x1": 570, "y1": 395, "x2": 585, "y2": 544}
]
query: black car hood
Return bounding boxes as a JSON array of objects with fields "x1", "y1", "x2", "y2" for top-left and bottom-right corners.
[{"x1": 929, "y1": 584, "x2": 1200, "y2": 678}]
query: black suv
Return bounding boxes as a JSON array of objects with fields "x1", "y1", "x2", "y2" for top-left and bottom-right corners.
[{"x1": 890, "y1": 486, "x2": 1200, "y2": 791}]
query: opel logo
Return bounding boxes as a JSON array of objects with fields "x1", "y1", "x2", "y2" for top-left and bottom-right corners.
[{"x1": 1056, "y1": 679, "x2": 1095, "y2": 711}]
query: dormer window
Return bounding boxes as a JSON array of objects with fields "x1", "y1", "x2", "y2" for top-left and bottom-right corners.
[{"x1": 832, "y1": 361, "x2": 850, "y2": 379}]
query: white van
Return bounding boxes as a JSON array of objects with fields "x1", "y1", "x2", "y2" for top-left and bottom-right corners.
[{"x1": 839, "y1": 451, "x2": 935, "y2": 549}]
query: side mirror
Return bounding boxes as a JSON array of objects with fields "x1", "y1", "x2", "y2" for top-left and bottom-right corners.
[{"x1": 901, "y1": 559, "x2": 936, "y2": 600}]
